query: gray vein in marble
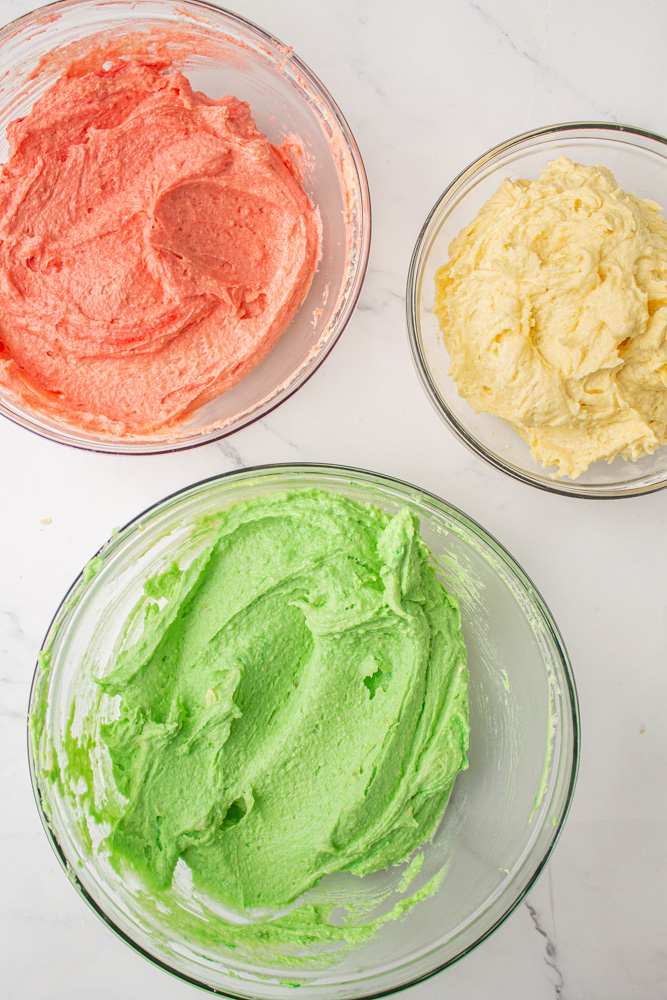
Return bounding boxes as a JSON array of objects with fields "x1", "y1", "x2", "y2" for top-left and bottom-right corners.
[
  {"x1": 525, "y1": 899, "x2": 564, "y2": 998},
  {"x1": 0, "y1": 608, "x2": 33, "y2": 688},
  {"x1": 470, "y1": 2, "x2": 545, "y2": 70},
  {"x1": 0, "y1": 707, "x2": 24, "y2": 720},
  {"x1": 215, "y1": 439, "x2": 245, "y2": 470},
  {"x1": 355, "y1": 279, "x2": 405, "y2": 315},
  {"x1": 0, "y1": 606, "x2": 26, "y2": 639},
  {"x1": 470, "y1": 1, "x2": 619, "y2": 123},
  {"x1": 11, "y1": 907, "x2": 87, "y2": 929},
  {"x1": 259, "y1": 419, "x2": 303, "y2": 456},
  {"x1": 344, "y1": 47, "x2": 387, "y2": 101},
  {"x1": 524, "y1": 0, "x2": 553, "y2": 126}
]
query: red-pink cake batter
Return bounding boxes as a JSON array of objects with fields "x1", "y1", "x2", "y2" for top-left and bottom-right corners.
[{"x1": 0, "y1": 59, "x2": 319, "y2": 435}]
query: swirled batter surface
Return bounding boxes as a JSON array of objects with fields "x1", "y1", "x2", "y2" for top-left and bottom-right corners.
[
  {"x1": 435, "y1": 157, "x2": 667, "y2": 478},
  {"x1": 0, "y1": 60, "x2": 319, "y2": 435},
  {"x1": 97, "y1": 490, "x2": 469, "y2": 913}
]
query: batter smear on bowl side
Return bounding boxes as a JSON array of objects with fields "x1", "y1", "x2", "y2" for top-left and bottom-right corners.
[{"x1": 0, "y1": 59, "x2": 319, "y2": 435}]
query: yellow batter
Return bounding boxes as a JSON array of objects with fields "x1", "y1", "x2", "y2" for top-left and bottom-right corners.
[{"x1": 434, "y1": 156, "x2": 667, "y2": 478}]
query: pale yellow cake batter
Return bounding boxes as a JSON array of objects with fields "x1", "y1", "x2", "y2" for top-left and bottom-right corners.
[{"x1": 434, "y1": 156, "x2": 667, "y2": 478}]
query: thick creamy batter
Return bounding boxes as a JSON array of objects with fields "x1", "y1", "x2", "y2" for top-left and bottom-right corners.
[
  {"x1": 0, "y1": 60, "x2": 319, "y2": 435},
  {"x1": 434, "y1": 157, "x2": 667, "y2": 478},
  {"x1": 92, "y1": 490, "x2": 469, "y2": 917}
]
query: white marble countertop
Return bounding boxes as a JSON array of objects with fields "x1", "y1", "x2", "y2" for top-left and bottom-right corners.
[{"x1": 1, "y1": 1, "x2": 666, "y2": 997}]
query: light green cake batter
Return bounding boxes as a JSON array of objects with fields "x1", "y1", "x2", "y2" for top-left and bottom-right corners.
[{"x1": 45, "y1": 489, "x2": 469, "y2": 951}]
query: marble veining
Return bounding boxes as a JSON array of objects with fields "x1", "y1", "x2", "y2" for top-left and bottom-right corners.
[
  {"x1": 524, "y1": 899, "x2": 564, "y2": 999},
  {"x1": 470, "y1": 0, "x2": 620, "y2": 124},
  {"x1": 215, "y1": 438, "x2": 246, "y2": 471}
]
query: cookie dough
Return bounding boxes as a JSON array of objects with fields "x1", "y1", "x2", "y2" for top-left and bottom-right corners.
[
  {"x1": 0, "y1": 59, "x2": 319, "y2": 435},
  {"x1": 434, "y1": 157, "x2": 667, "y2": 478}
]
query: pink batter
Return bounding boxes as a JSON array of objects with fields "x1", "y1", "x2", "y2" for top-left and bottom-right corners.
[{"x1": 0, "y1": 60, "x2": 319, "y2": 435}]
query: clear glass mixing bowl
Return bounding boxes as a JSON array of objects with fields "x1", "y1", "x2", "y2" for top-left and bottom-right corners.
[
  {"x1": 29, "y1": 464, "x2": 579, "y2": 998},
  {"x1": 407, "y1": 123, "x2": 667, "y2": 498},
  {"x1": 0, "y1": 0, "x2": 370, "y2": 453}
]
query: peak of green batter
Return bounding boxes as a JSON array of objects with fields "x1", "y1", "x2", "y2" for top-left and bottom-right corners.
[{"x1": 95, "y1": 489, "x2": 469, "y2": 919}]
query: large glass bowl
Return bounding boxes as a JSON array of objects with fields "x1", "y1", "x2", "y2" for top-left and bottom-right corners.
[
  {"x1": 407, "y1": 123, "x2": 667, "y2": 498},
  {"x1": 28, "y1": 464, "x2": 579, "y2": 999},
  {"x1": 0, "y1": 0, "x2": 370, "y2": 453}
]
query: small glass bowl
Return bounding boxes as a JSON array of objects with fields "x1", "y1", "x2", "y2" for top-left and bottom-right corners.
[
  {"x1": 0, "y1": 0, "x2": 370, "y2": 453},
  {"x1": 407, "y1": 122, "x2": 667, "y2": 498},
  {"x1": 29, "y1": 464, "x2": 579, "y2": 999}
]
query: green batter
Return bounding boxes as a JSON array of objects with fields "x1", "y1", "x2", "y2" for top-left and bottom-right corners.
[{"x1": 96, "y1": 489, "x2": 469, "y2": 915}]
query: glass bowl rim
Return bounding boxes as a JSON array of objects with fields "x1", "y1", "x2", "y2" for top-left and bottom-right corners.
[
  {"x1": 0, "y1": 0, "x2": 372, "y2": 455},
  {"x1": 27, "y1": 461, "x2": 580, "y2": 999},
  {"x1": 406, "y1": 120, "x2": 667, "y2": 500}
]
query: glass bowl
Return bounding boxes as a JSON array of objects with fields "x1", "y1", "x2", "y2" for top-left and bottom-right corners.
[
  {"x1": 0, "y1": 0, "x2": 370, "y2": 453},
  {"x1": 28, "y1": 464, "x2": 579, "y2": 999},
  {"x1": 407, "y1": 122, "x2": 667, "y2": 498}
]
